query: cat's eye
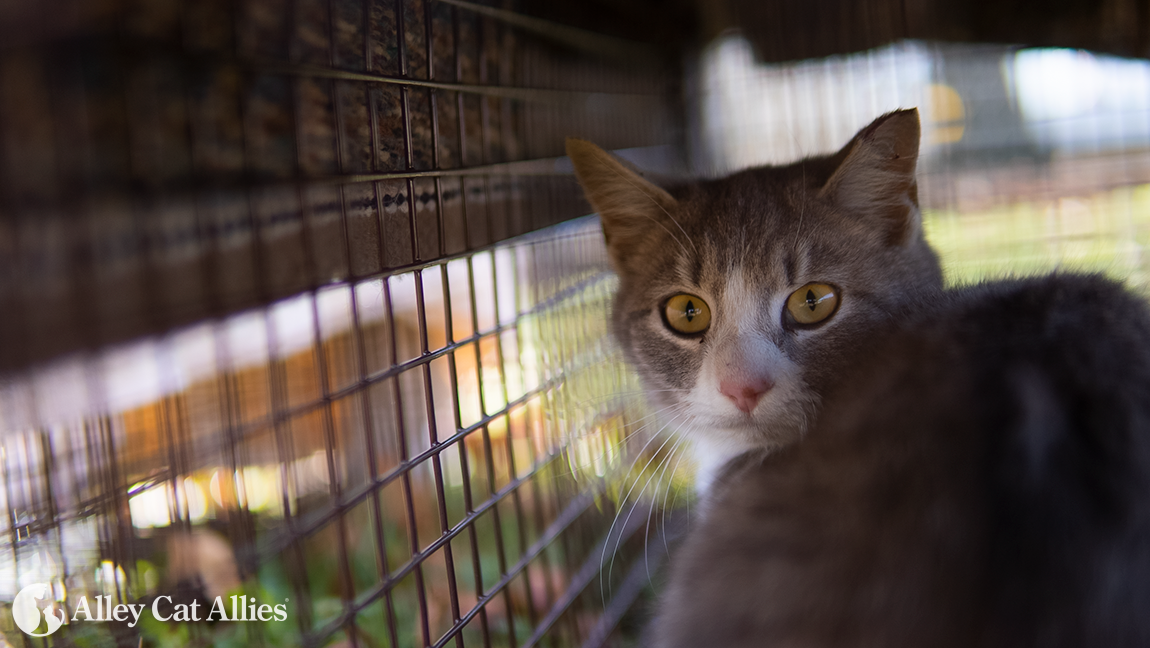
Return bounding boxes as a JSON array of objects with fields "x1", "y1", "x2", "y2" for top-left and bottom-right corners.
[
  {"x1": 663, "y1": 294, "x2": 711, "y2": 335},
  {"x1": 785, "y1": 283, "x2": 839, "y2": 326}
]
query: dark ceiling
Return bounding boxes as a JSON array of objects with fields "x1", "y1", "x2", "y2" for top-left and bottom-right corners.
[{"x1": 522, "y1": 0, "x2": 1150, "y2": 63}]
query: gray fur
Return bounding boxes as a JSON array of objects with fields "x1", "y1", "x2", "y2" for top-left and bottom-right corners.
[
  {"x1": 568, "y1": 109, "x2": 942, "y2": 474},
  {"x1": 654, "y1": 274, "x2": 1150, "y2": 648},
  {"x1": 572, "y1": 112, "x2": 1150, "y2": 646}
]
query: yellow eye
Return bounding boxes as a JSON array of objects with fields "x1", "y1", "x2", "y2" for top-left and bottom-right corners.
[
  {"x1": 663, "y1": 294, "x2": 711, "y2": 334},
  {"x1": 785, "y1": 283, "x2": 840, "y2": 326}
]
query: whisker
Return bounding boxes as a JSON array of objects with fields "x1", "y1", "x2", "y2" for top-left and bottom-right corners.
[
  {"x1": 612, "y1": 412, "x2": 679, "y2": 501},
  {"x1": 645, "y1": 435, "x2": 683, "y2": 586},
  {"x1": 661, "y1": 435, "x2": 692, "y2": 555},
  {"x1": 603, "y1": 419, "x2": 681, "y2": 603},
  {"x1": 547, "y1": 402, "x2": 687, "y2": 483},
  {"x1": 599, "y1": 410, "x2": 684, "y2": 605}
]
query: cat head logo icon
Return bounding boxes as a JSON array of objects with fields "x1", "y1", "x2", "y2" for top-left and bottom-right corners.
[{"x1": 12, "y1": 583, "x2": 65, "y2": 636}]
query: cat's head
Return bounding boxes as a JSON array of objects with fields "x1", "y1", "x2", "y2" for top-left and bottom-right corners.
[{"x1": 567, "y1": 110, "x2": 943, "y2": 467}]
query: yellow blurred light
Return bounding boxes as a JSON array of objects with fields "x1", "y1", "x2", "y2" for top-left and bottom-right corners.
[{"x1": 926, "y1": 83, "x2": 965, "y2": 144}]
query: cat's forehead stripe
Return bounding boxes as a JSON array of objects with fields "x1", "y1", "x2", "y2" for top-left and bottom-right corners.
[
  {"x1": 673, "y1": 248, "x2": 699, "y2": 288},
  {"x1": 689, "y1": 251, "x2": 703, "y2": 288},
  {"x1": 783, "y1": 253, "x2": 797, "y2": 286},
  {"x1": 722, "y1": 271, "x2": 762, "y2": 334}
]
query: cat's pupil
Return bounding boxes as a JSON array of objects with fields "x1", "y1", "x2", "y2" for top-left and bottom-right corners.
[
  {"x1": 685, "y1": 300, "x2": 696, "y2": 321},
  {"x1": 805, "y1": 289, "x2": 817, "y2": 311}
]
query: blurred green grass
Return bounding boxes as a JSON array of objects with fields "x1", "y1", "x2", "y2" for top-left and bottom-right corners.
[{"x1": 925, "y1": 184, "x2": 1150, "y2": 290}]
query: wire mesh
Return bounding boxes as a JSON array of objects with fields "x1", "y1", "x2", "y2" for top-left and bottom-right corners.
[
  {"x1": 0, "y1": 0, "x2": 678, "y2": 375},
  {"x1": 10, "y1": 2, "x2": 1150, "y2": 647},
  {"x1": 1, "y1": 219, "x2": 667, "y2": 647},
  {"x1": 0, "y1": 0, "x2": 681, "y2": 646}
]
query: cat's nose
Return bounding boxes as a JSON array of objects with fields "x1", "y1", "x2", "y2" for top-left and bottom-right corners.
[{"x1": 719, "y1": 378, "x2": 773, "y2": 413}]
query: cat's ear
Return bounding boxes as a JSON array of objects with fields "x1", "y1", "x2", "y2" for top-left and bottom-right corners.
[
  {"x1": 819, "y1": 109, "x2": 921, "y2": 245},
  {"x1": 566, "y1": 138, "x2": 679, "y2": 264}
]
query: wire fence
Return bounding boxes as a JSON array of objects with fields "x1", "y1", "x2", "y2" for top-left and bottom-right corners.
[
  {"x1": 11, "y1": 3, "x2": 1150, "y2": 648},
  {"x1": 0, "y1": 0, "x2": 683, "y2": 645}
]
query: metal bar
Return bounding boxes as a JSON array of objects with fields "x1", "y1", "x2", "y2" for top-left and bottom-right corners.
[
  {"x1": 429, "y1": 489, "x2": 597, "y2": 648},
  {"x1": 8, "y1": 328, "x2": 617, "y2": 541},
  {"x1": 520, "y1": 504, "x2": 663, "y2": 648},
  {"x1": 302, "y1": 445, "x2": 591, "y2": 645},
  {"x1": 418, "y1": 7, "x2": 468, "y2": 640},
  {"x1": 254, "y1": 60, "x2": 661, "y2": 101},
  {"x1": 348, "y1": 2, "x2": 402, "y2": 644},
  {"x1": 393, "y1": 0, "x2": 436, "y2": 637},
  {"x1": 450, "y1": 5, "x2": 494, "y2": 644},
  {"x1": 316, "y1": 17, "x2": 360, "y2": 631},
  {"x1": 383, "y1": 274, "x2": 434, "y2": 648},
  {"x1": 578, "y1": 547, "x2": 661, "y2": 648}
]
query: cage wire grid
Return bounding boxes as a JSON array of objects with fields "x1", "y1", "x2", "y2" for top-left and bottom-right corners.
[
  {"x1": 12, "y1": 1, "x2": 1150, "y2": 646},
  {"x1": 0, "y1": 0, "x2": 682, "y2": 646}
]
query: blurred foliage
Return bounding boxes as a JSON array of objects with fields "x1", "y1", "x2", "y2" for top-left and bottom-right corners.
[{"x1": 926, "y1": 184, "x2": 1150, "y2": 290}]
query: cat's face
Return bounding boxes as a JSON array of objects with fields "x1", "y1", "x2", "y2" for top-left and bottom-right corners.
[{"x1": 569, "y1": 110, "x2": 942, "y2": 467}]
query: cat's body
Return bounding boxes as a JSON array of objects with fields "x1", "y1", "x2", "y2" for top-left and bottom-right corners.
[
  {"x1": 653, "y1": 273, "x2": 1150, "y2": 647},
  {"x1": 570, "y1": 111, "x2": 1150, "y2": 646},
  {"x1": 568, "y1": 110, "x2": 942, "y2": 488}
]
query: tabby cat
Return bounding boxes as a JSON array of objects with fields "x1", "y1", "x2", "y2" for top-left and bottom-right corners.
[
  {"x1": 567, "y1": 109, "x2": 941, "y2": 489},
  {"x1": 653, "y1": 273, "x2": 1150, "y2": 647}
]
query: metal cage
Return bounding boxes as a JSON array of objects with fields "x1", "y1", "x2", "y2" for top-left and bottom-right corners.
[
  {"x1": 0, "y1": 0, "x2": 683, "y2": 645},
  {"x1": 10, "y1": 1, "x2": 1150, "y2": 647}
]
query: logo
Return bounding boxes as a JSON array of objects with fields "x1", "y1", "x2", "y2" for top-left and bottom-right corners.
[
  {"x1": 10, "y1": 585, "x2": 290, "y2": 635},
  {"x1": 12, "y1": 583, "x2": 65, "y2": 637}
]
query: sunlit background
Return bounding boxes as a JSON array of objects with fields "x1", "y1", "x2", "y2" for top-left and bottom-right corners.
[{"x1": 698, "y1": 36, "x2": 1150, "y2": 289}]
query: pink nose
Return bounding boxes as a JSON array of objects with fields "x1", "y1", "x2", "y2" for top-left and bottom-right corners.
[{"x1": 719, "y1": 378, "x2": 773, "y2": 413}]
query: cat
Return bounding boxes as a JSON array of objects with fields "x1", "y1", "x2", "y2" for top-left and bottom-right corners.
[
  {"x1": 566, "y1": 109, "x2": 943, "y2": 489},
  {"x1": 651, "y1": 272, "x2": 1150, "y2": 647}
]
